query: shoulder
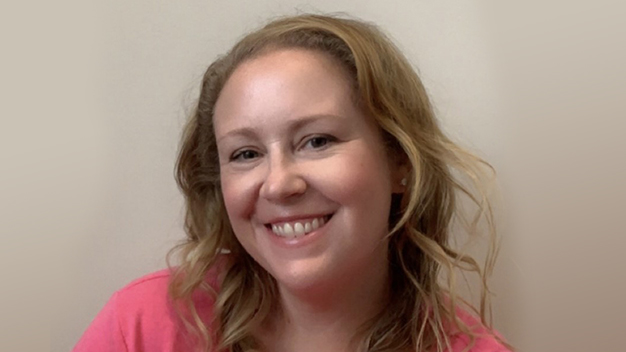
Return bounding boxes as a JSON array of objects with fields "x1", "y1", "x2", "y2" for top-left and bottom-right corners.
[
  {"x1": 446, "y1": 308, "x2": 512, "y2": 352},
  {"x1": 113, "y1": 266, "x2": 221, "y2": 328},
  {"x1": 73, "y1": 265, "x2": 223, "y2": 352},
  {"x1": 113, "y1": 269, "x2": 173, "y2": 309}
]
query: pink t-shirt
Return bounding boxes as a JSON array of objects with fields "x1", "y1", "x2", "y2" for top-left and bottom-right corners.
[{"x1": 73, "y1": 268, "x2": 510, "y2": 352}]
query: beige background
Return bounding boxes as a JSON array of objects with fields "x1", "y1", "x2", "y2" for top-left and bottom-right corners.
[{"x1": 1, "y1": 1, "x2": 624, "y2": 352}]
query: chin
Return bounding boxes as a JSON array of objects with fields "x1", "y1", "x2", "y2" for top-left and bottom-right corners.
[{"x1": 265, "y1": 258, "x2": 336, "y2": 292}]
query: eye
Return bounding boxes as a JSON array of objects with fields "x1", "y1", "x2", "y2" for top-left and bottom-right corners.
[
  {"x1": 231, "y1": 149, "x2": 260, "y2": 162},
  {"x1": 302, "y1": 135, "x2": 335, "y2": 150}
]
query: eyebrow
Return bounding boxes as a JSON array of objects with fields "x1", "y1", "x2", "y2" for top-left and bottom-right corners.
[{"x1": 216, "y1": 114, "x2": 342, "y2": 143}]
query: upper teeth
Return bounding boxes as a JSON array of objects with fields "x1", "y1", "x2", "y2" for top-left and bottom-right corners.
[{"x1": 271, "y1": 217, "x2": 326, "y2": 238}]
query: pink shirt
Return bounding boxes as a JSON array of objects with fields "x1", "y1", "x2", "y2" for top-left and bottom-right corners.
[{"x1": 73, "y1": 268, "x2": 510, "y2": 352}]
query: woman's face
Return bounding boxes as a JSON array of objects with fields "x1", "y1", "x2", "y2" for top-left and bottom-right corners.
[{"x1": 214, "y1": 49, "x2": 403, "y2": 292}]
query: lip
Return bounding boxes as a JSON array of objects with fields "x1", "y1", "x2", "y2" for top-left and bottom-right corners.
[{"x1": 263, "y1": 213, "x2": 334, "y2": 248}]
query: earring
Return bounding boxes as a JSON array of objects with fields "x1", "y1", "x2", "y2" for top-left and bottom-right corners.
[{"x1": 400, "y1": 178, "x2": 407, "y2": 186}]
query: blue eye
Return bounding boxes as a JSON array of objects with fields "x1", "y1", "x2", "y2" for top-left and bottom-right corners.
[{"x1": 231, "y1": 149, "x2": 259, "y2": 162}]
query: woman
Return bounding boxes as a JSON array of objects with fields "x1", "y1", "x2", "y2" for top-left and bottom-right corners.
[{"x1": 74, "y1": 14, "x2": 512, "y2": 352}]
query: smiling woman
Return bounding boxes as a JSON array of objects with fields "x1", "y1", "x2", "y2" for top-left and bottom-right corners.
[
  {"x1": 215, "y1": 50, "x2": 399, "y2": 305},
  {"x1": 73, "y1": 14, "x2": 512, "y2": 352}
]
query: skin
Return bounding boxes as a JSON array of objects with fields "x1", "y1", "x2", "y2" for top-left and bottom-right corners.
[{"x1": 214, "y1": 49, "x2": 405, "y2": 352}]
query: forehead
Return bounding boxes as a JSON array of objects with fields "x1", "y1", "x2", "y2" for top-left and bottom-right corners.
[{"x1": 213, "y1": 49, "x2": 358, "y2": 136}]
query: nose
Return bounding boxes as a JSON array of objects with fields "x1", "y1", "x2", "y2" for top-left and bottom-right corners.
[{"x1": 259, "y1": 153, "x2": 307, "y2": 202}]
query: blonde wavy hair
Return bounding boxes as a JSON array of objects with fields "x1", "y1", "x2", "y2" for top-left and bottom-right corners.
[{"x1": 168, "y1": 13, "x2": 507, "y2": 352}]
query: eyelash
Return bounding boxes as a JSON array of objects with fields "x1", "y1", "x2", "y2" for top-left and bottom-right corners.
[
  {"x1": 230, "y1": 149, "x2": 260, "y2": 162},
  {"x1": 228, "y1": 134, "x2": 337, "y2": 162},
  {"x1": 301, "y1": 134, "x2": 336, "y2": 150}
]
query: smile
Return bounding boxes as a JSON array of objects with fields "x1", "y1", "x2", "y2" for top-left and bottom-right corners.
[{"x1": 267, "y1": 215, "x2": 332, "y2": 238}]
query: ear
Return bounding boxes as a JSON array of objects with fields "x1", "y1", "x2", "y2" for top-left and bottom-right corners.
[{"x1": 391, "y1": 161, "x2": 411, "y2": 194}]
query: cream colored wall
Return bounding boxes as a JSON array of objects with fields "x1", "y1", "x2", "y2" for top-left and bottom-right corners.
[{"x1": 22, "y1": 1, "x2": 622, "y2": 352}]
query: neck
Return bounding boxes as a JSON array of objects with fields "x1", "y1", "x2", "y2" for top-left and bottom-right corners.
[{"x1": 260, "y1": 244, "x2": 390, "y2": 352}]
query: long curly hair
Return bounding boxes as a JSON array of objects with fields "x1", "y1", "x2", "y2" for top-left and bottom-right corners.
[{"x1": 168, "y1": 13, "x2": 506, "y2": 352}]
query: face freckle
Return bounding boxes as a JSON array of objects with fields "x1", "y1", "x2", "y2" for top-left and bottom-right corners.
[{"x1": 213, "y1": 48, "x2": 402, "y2": 292}]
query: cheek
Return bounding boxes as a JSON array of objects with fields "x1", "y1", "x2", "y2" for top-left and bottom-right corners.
[
  {"x1": 220, "y1": 174, "x2": 261, "y2": 257},
  {"x1": 220, "y1": 172, "x2": 258, "y2": 224},
  {"x1": 322, "y1": 149, "x2": 393, "y2": 214}
]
